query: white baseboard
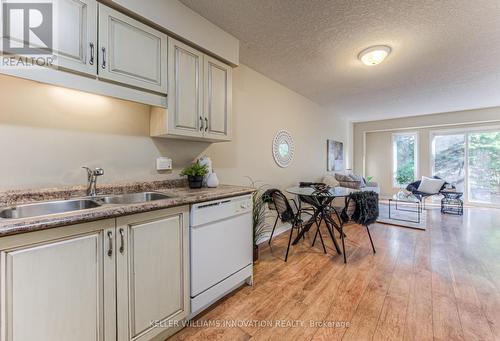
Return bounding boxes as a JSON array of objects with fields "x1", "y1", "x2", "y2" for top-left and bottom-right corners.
[{"x1": 256, "y1": 222, "x2": 291, "y2": 245}]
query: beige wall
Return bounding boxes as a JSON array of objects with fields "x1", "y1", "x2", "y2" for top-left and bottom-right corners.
[
  {"x1": 0, "y1": 64, "x2": 348, "y2": 190},
  {"x1": 353, "y1": 108, "x2": 500, "y2": 196},
  {"x1": 0, "y1": 75, "x2": 209, "y2": 190},
  {"x1": 204, "y1": 64, "x2": 349, "y2": 189}
]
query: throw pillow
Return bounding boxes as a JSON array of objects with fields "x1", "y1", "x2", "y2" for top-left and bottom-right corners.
[
  {"x1": 334, "y1": 173, "x2": 351, "y2": 182},
  {"x1": 348, "y1": 174, "x2": 366, "y2": 188},
  {"x1": 417, "y1": 176, "x2": 445, "y2": 194}
]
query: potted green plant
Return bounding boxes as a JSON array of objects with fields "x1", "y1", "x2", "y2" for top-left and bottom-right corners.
[
  {"x1": 247, "y1": 178, "x2": 270, "y2": 262},
  {"x1": 181, "y1": 161, "x2": 208, "y2": 189}
]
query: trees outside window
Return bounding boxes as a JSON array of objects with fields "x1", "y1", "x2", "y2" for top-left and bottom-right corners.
[
  {"x1": 393, "y1": 133, "x2": 417, "y2": 187},
  {"x1": 432, "y1": 134, "x2": 465, "y2": 192},
  {"x1": 468, "y1": 131, "x2": 500, "y2": 204}
]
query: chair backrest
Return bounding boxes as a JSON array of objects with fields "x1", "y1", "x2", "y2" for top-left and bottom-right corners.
[
  {"x1": 262, "y1": 189, "x2": 277, "y2": 211},
  {"x1": 298, "y1": 182, "x2": 326, "y2": 206},
  {"x1": 299, "y1": 182, "x2": 325, "y2": 188},
  {"x1": 407, "y1": 176, "x2": 449, "y2": 193},
  {"x1": 270, "y1": 190, "x2": 295, "y2": 223},
  {"x1": 343, "y1": 197, "x2": 357, "y2": 221},
  {"x1": 299, "y1": 195, "x2": 317, "y2": 207},
  {"x1": 342, "y1": 191, "x2": 379, "y2": 225}
]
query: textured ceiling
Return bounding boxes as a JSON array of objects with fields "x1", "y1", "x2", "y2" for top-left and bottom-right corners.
[{"x1": 179, "y1": 0, "x2": 500, "y2": 121}]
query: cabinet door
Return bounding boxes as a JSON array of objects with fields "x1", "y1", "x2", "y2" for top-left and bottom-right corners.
[
  {"x1": 0, "y1": 226, "x2": 116, "y2": 341},
  {"x1": 203, "y1": 55, "x2": 232, "y2": 140},
  {"x1": 98, "y1": 4, "x2": 167, "y2": 93},
  {"x1": 116, "y1": 208, "x2": 189, "y2": 341},
  {"x1": 54, "y1": 0, "x2": 97, "y2": 76},
  {"x1": 167, "y1": 38, "x2": 204, "y2": 138}
]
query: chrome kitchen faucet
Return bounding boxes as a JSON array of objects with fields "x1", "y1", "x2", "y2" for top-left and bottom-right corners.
[{"x1": 82, "y1": 167, "x2": 104, "y2": 197}]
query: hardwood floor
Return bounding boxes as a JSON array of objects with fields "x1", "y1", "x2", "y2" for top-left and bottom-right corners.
[{"x1": 168, "y1": 207, "x2": 500, "y2": 341}]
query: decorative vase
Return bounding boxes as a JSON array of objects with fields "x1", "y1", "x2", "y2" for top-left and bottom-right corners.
[
  {"x1": 206, "y1": 172, "x2": 219, "y2": 188},
  {"x1": 199, "y1": 156, "x2": 213, "y2": 186},
  {"x1": 187, "y1": 175, "x2": 203, "y2": 189},
  {"x1": 253, "y1": 244, "x2": 259, "y2": 262}
]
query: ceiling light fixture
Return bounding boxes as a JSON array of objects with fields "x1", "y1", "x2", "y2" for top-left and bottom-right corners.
[{"x1": 358, "y1": 45, "x2": 391, "y2": 66}]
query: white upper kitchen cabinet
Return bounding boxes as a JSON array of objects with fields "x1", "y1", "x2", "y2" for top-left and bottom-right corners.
[
  {"x1": 150, "y1": 37, "x2": 232, "y2": 142},
  {"x1": 53, "y1": 0, "x2": 97, "y2": 76},
  {"x1": 166, "y1": 38, "x2": 204, "y2": 138},
  {"x1": 116, "y1": 207, "x2": 190, "y2": 341},
  {"x1": 203, "y1": 55, "x2": 232, "y2": 141},
  {"x1": 98, "y1": 3, "x2": 168, "y2": 93}
]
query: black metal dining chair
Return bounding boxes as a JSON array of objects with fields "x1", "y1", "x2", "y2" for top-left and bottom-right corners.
[
  {"x1": 264, "y1": 188, "x2": 283, "y2": 246},
  {"x1": 269, "y1": 189, "x2": 327, "y2": 261},
  {"x1": 337, "y1": 191, "x2": 378, "y2": 263},
  {"x1": 267, "y1": 185, "x2": 315, "y2": 246},
  {"x1": 267, "y1": 202, "x2": 280, "y2": 246}
]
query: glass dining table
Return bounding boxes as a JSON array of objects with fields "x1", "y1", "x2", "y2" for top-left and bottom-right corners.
[{"x1": 286, "y1": 186, "x2": 359, "y2": 255}]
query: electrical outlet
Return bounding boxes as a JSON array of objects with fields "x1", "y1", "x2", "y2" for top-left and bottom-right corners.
[{"x1": 156, "y1": 157, "x2": 172, "y2": 171}]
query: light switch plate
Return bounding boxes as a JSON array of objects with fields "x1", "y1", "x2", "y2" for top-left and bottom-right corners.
[{"x1": 156, "y1": 157, "x2": 172, "y2": 171}]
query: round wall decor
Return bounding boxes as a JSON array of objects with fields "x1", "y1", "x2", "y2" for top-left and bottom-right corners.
[{"x1": 272, "y1": 130, "x2": 295, "y2": 168}]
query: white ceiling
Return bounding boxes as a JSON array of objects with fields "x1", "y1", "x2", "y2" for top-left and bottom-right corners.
[{"x1": 179, "y1": 0, "x2": 500, "y2": 122}]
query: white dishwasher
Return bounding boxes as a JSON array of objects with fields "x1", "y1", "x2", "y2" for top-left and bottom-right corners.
[{"x1": 190, "y1": 194, "x2": 253, "y2": 317}]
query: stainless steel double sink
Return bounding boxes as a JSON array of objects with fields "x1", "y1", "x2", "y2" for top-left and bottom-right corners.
[{"x1": 0, "y1": 192, "x2": 172, "y2": 220}]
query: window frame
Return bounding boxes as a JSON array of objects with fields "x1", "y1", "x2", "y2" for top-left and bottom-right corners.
[{"x1": 392, "y1": 132, "x2": 418, "y2": 188}]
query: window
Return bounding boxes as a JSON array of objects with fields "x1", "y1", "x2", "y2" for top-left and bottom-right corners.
[{"x1": 392, "y1": 133, "x2": 417, "y2": 187}]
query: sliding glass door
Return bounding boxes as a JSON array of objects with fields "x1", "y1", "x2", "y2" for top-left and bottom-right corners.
[
  {"x1": 468, "y1": 131, "x2": 500, "y2": 204},
  {"x1": 431, "y1": 129, "x2": 500, "y2": 206},
  {"x1": 432, "y1": 134, "x2": 465, "y2": 192}
]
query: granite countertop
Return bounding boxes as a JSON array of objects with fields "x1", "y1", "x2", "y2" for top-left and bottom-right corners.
[{"x1": 0, "y1": 180, "x2": 255, "y2": 237}]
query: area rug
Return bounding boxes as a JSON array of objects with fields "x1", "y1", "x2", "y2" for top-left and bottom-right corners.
[{"x1": 377, "y1": 202, "x2": 427, "y2": 230}]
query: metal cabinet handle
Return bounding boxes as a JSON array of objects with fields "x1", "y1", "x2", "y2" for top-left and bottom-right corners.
[
  {"x1": 107, "y1": 231, "x2": 113, "y2": 257},
  {"x1": 89, "y1": 43, "x2": 95, "y2": 65},
  {"x1": 199, "y1": 116, "x2": 204, "y2": 131},
  {"x1": 101, "y1": 47, "x2": 106, "y2": 69},
  {"x1": 204, "y1": 117, "x2": 208, "y2": 132},
  {"x1": 119, "y1": 228, "x2": 125, "y2": 254}
]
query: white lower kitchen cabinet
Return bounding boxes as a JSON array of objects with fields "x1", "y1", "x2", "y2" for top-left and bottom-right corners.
[
  {"x1": 116, "y1": 207, "x2": 190, "y2": 341},
  {"x1": 0, "y1": 219, "x2": 116, "y2": 341},
  {"x1": 0, "y1": 206, "x2": 189, "y2": 341}
]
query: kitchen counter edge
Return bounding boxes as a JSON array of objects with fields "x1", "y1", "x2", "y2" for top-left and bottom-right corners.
[{"x1": 0, "y1": 185, "x2": 255, "y2": 237}]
